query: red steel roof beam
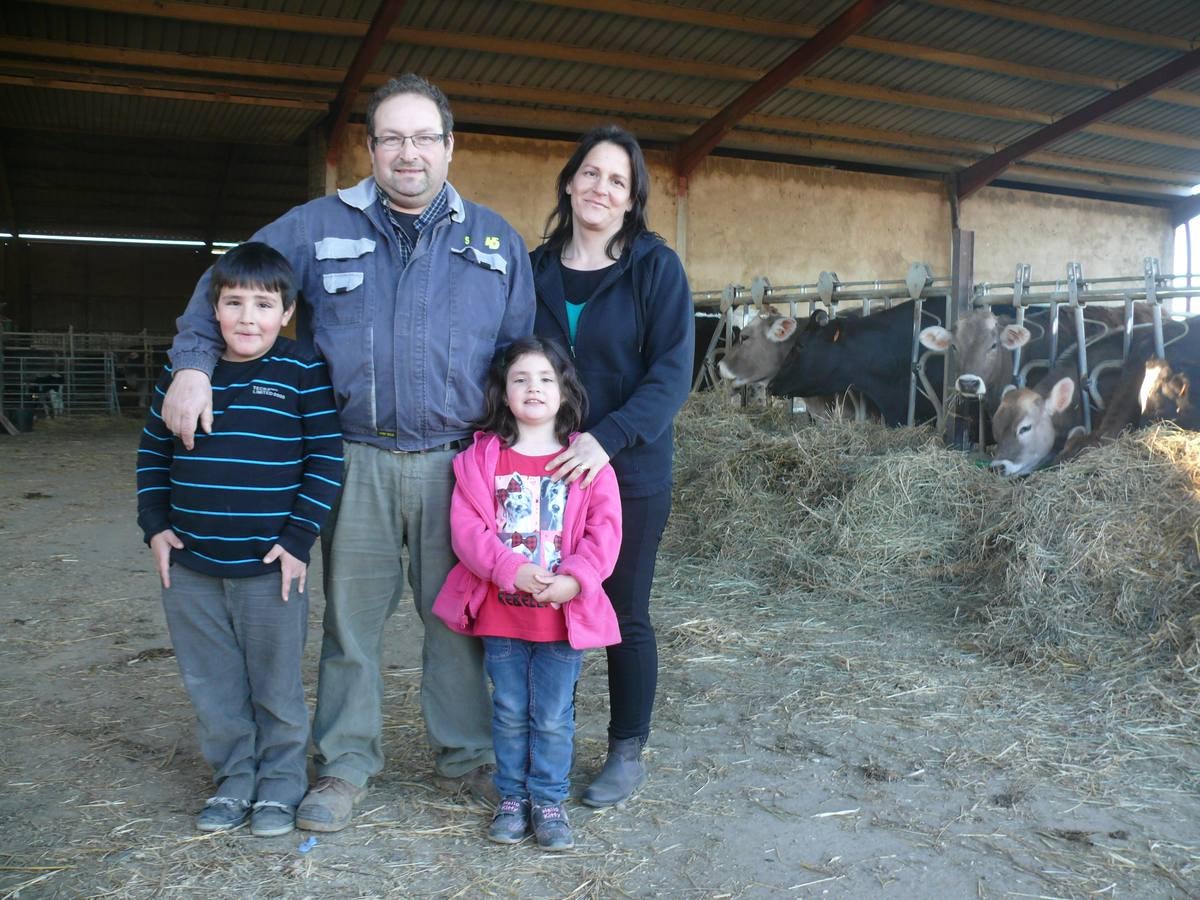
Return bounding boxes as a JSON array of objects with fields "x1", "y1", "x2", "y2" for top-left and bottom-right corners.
[
  {"x1": 957, "y1": 46, "x2": 1200, "y2": 201},
  {"x1": 324, "y1": 0, "x2": 409, "y2": 166},
  {"x1": 673, "y1": 0, "x2": 900, "y2": 179}
]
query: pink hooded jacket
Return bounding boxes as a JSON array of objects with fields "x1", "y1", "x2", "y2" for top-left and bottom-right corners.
[{"x1": 432, "y1": 431, "x2": 623, "y2": 650}]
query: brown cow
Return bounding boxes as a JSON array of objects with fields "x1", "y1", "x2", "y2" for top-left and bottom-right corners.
[{"x1": 919, "y1": 305, "x2": 1149, "y2": 423}]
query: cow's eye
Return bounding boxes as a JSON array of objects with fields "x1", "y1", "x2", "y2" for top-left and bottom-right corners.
[
  {"x1": 989, "y1": 341, "x2": 998, "y2": 351},
  {"x1": 1018, "y1": 423, "x2": 1031, "y2": 436}
]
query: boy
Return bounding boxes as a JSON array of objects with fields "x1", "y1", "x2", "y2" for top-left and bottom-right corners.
[{"x1": 136, "y1": 242, "x2": 342, "y2": 837}]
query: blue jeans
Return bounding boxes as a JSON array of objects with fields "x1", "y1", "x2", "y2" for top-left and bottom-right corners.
[
  {"x1": 482, "y1": 637, "x2": 583, "y2": 806},
  {"x1": 162, "y1": 562, "x2": 309, "y2": 806}
]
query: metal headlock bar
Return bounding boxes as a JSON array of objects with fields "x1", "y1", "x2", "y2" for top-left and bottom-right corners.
[
  {"x1": 691, "y1": 257, "x2": 1200, "y2": 442},
  {"x1": 692, "y1": 263, "x2": 949, "y2": 428}
]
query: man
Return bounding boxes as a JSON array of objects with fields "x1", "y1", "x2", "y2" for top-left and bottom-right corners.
[{"x1": 163, "y1": 74, "x2": 534, "y2": 832}]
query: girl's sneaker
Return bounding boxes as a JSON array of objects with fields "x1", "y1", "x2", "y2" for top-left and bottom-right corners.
[
  {"x1": 250, "y1": 800, "x2": 296, "y2": 837},
  {"x1": 531, "y1": 802, "x2": 573, "y2": 851},
  {"x1": 196, "y1": 797, "x2": 250, "y2": 832},
  {"x1": 487, "y1": 797, "x2": 531, "y2": 844}
]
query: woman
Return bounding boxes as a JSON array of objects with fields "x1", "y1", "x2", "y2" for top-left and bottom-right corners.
[{"x1": 530, "y1": 125, "x2": 694, "y2": 808}]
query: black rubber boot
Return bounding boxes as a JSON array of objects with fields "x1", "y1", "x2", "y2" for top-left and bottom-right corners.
[{"x1": 581, "y1": 736, "x2": 647, "y2": 808}]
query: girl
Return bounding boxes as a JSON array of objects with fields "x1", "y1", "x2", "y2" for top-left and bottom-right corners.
[{"x1": 433, "y1": 337, "x2": 623, "y2": 851}]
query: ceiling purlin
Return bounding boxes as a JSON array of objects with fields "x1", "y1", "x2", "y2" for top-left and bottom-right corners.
[
  {"x1": 920, "y1": 0, "x2": 1194, "y2": 52},
  {"x1": 674, "y1": 0, "x2": 900, "y2": 179},
  {"x1": 2, "y1": 44, "x2": 1199, "y2": 191},
  {"x1": 6, "y1": 0, "x2": 1200, "y2": 201},
  {"x1": 957, "y1": 46, "x2": 1200, "y2": 200},
  {"x1": 27, "y1": 0, "x2": 1200, "y2": 105}
]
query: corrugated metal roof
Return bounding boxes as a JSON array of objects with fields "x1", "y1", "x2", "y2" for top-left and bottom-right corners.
[
  {"x1": 6, "y1": 0, "x2": 1200, "y2": 239},
  {"x1": 998, "y1": 0, "x2": 1200, "y2": 37}
]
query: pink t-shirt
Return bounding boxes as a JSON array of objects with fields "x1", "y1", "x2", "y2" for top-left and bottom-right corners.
[{"x1": 472, "y1": 446, "x2": 570, "y2": 643}]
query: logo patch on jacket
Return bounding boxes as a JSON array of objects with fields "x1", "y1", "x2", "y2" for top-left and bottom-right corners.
[{"x1": 484, "y1": 236, "x2": 501, "y2": 250}]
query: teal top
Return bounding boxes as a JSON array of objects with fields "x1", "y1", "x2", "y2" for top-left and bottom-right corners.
[{"x1": 565, "y1": 300, "x2": 586, "y2": 344}]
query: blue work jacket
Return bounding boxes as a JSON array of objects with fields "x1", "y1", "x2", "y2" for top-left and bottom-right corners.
[{"x1": 170, "y1": 178, "x2": 535, "y2": 450}]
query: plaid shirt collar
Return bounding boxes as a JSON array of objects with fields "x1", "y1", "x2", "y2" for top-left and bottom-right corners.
[{"x1": 376, "y1": 182, "x2": 450, "y2": 265}]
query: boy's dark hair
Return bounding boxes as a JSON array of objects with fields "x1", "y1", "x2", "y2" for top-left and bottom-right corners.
[
  {"x1": 477, "y1": 337, "x2": 587, "y2": 448},
  {"x1": 542, "y1": 124, "x2": 658, "y2": 261},
  {"x1": 208, "y1": 242, "x2": 299, "y2": 311},
  {"x1": 367, "y1": 73, "x2": 454, "y2": 140}
]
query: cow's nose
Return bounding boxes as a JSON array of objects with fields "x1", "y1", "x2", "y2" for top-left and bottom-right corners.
[{"x1": 957, "y1": 374, "x2": 984, "y2": 395}]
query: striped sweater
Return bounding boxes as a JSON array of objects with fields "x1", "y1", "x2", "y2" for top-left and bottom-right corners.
[{"x1": 136, "y1": 337, "x2": 343, "y2": 578}]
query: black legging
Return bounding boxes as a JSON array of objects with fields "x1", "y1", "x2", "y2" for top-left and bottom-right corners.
[{"x1": 602, "y1": 487, "x2": 671, "y2": 742}]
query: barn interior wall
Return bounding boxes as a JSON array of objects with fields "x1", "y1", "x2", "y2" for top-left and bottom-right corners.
[
  {"x1": 334, "y1": 126, "x2": 1172, "y2": 293},
  {"x1": 959, "y1": 188, "x2": 1174, "y2": 286}
]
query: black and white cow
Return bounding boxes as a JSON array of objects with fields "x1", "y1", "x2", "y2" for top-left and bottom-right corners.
[{"x1": 719, "y1": 300, "x2": 945, "y2": 427}]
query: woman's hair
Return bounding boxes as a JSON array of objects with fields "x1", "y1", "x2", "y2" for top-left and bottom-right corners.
[
  {"x1": 207, "y1": 241, "x2": 299, "y2": 310},
  {"x1": 477, "y1": 337, "x2": 587, "y2": 447},
  {"x1": 541, "y1": 125, "x2": 654, "y2": 260}
]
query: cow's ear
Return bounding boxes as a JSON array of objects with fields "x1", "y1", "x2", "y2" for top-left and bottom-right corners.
[
  {"x1": 1001, "y1": 383, "x2": 1018, "y2": 399},
  {"x1": 767, "y1": 317, "x2": 797, "y2": 343},
  {"x1": 1000, "y1": 325, "x2": 1031, "y2": 350},
  {"x1": 1048, "y1": 376, "x2": 1075, "y2": 414},
  {"x1": 919, "y1": 326, "x2": 951, "y2": 352},
  {"x1": 810, "y1": 309, "x2": 829, "y2": 328}
]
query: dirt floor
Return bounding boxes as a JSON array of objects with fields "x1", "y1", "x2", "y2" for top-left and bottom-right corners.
[{"x1": 1, "y1": 416, "x2": 1198, "y2": 899}]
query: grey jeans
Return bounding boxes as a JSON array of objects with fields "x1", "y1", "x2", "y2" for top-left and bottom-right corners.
[
  {"x1": 312, "y1": 441, "x2": 494, "y2": 786},
  {"x1": 162, "y1": 563, "x2": 309, "y2": 806}
]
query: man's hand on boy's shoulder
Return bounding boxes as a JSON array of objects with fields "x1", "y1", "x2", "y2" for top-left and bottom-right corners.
[
  {"x1": 149, "y1": 529, "x2": 183, "y2": 588},
  {"x1": 264, "y1": 544, "x2": 306, "y2": 602},
  {"x1": 163, "y1": 368, "x2": 214, "y2": 450}
]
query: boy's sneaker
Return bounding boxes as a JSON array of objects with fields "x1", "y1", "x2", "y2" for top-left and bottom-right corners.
[
  {"x1": 531, "y1": 802, "x2": 573, "y2": 852},
  {"x1": 250, "y1": 801, "x2": 296, "y2": 838},
  {"x1": 296, "y1": 776, "x2": 367, "y2": 832},
  {"x1": 487, "y1": 797, "x2": 531, "y2": 844},
  {"x1": 196, "y1": 796, "x2": 250, "y2": 832}
]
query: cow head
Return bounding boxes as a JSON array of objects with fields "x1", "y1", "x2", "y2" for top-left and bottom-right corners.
[
  {"x1": 989, "y1": 377, "x2": 1075, "y2": 476},
  {"x1": 1139, "y1": 358, "x2": 1199, "y2": 428},
  {"x1": 718, "y1": 314, "x2": 799, "y2": 386},
  {"x1": 920, "y1": 310, "x2": 1029, "y2": 406}
]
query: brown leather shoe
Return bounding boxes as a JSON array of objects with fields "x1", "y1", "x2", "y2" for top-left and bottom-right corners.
[
  {"x1": 295, "y1": 776, "x2": 367, "y2": 832},
  {"x1": 437, "y1": 763, "x2": 500, "y2": 807}
]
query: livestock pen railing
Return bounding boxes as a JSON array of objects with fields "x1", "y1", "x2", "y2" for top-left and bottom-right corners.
[
  {"x1": 966, "y1": 258, "x2": 1200, "y2": 438},
  {"x1": 0, "y1": 325, "x2": 174, "y2": 422},
  {"x1": 692, "y1": 262, "x2": 953, "y2": 427},
  {"x1": 694, "y1": 257, "x2": 1200, "y2": 446}
]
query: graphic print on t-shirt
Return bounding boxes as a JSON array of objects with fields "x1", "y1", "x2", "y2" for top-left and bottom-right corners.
[{"x1": 495, "y1": 472, "x2": 565, "y2": 572}]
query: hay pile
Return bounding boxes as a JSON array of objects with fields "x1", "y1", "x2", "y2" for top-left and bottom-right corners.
[
  {"x1": 668, "y1": 395, "x2": 1200, "y2": 683},
  {"x1": 976, "y1": 424, "x2": 1200, "y2": 671},
  {"x1": 668, "y1": 392, "x2": 931, "y2": 590}
]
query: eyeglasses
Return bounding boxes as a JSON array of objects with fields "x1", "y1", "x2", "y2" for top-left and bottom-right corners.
[{"x1": 371, "y1": 133, "x2": 446, "y2": 151}]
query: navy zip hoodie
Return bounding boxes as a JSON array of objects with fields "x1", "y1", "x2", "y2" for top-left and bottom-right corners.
[{"x1": 531, "y1": 233, "x2": 694, "y2": 498}]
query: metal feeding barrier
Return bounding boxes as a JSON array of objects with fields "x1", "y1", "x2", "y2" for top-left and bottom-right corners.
[
  {"x1": 965, "y1": 258, "x2": 1200, "y2": 442},
  {"x1": 693, "y1": 256, "x2": 1200, "y2": 447},
  {"x1": 0, "y1": 325, "x2": 173, "y2": 427},
  {"x1": 692, "y1": 263, "x2": 952, "y2": 427}
]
